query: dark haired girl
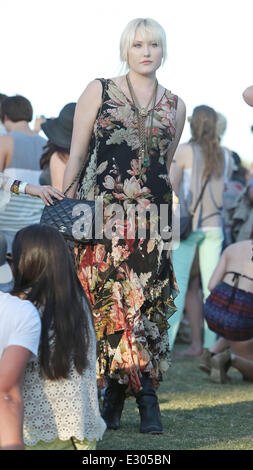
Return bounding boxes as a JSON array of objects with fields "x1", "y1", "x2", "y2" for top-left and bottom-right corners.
[{"x1": 0, "y1": 224, "x2": 105, "y2": 450}]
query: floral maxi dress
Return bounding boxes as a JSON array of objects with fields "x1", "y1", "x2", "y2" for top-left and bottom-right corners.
[{"x1": 75, "y1": 78, "x2": 179, "y2": 393}]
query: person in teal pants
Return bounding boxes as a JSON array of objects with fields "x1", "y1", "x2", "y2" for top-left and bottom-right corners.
[{"x1": 169, "y1": 105, "x2": 232, "y2": 353}]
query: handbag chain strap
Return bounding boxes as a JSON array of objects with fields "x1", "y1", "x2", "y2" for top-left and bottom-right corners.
[{"x1": 64, "y1": 79, "x2": 108, "y2": 197}]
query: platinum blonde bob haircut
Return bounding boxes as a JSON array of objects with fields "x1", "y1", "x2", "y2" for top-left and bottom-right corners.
[{"x1": 120, "y1": 18, "x2": 167, "y2": 68}]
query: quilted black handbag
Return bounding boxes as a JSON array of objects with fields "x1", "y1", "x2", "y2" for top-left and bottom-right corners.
[
  {"x1": 40, "y1": 196, "x2": 97, "y2": 244},
  {"x1": 40, "y1": 80, "x2": 107, "y2": 245}
]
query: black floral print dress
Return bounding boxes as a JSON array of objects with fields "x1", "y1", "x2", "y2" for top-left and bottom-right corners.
[{"x1": 75, "y1": 78, "x2": 179, "y2": 393}]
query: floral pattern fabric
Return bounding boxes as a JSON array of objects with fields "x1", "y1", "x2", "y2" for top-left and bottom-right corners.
[{"x1": 75, "y1": 79, "x2": 179, "y2": 393}]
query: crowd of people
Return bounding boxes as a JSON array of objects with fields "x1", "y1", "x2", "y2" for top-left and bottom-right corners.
[
  {"x1": 0, "y1": 17, "x2": 252, "y2": 451},
  {"x1": 169, "y1": 105, "x2": 253, "y2": 357}
]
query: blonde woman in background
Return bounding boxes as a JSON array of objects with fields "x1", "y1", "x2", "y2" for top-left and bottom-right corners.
[{"x1": 63, "y1": 18, "x2": 185, "y2": 434}]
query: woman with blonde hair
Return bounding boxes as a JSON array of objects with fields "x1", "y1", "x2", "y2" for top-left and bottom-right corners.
[
  {"x1": 170, "y1": 105, "x2": 233, "y2": 356},
  {"x1": 63, "y1": 17, "x2": 185, "y2": 433}
]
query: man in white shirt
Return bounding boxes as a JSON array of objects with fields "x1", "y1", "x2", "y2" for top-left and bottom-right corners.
[{"x1": 0, "y1": 292, "x2": 41, "y2": 450}]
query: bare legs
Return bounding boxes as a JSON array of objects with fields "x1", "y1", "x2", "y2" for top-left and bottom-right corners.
[
  {"x1": 231, "y1": 355, "x2": 253, "y2": 381},
  {"x1": 209, "y1": 337, "x2": 230, "y2": 354},
  {"x1": 182, "y1": 276, "x2": 203, "y2": 356},
  {"x1": 230, "y1": 339, "x2": 253, "y2": 381},
  {"x1": 177, "y1": 250, "x2": 204, "y2": 357},
  {"x1": 229, "y1": 338, "x2": 253, "y2": 360},
  {"x1": 200, "y1": 337, "x2": 253, "y2": 382}
]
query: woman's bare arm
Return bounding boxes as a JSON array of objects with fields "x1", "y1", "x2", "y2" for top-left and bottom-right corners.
[
  {"x1": 62, "y1": 80, "x2": 103, "y2": 198},
  {"x1": 50, "y1": 152, "x2": 67, "y2": 192},
  {"x1": 170, "y1": 146, "x2": 184, "y2": 196},
  {"x1": 169, "y1": 141, "x2": 194, "y2": 196},
  {"x1": 0, "y1": 346, "x2": 32, "y2": 450},
  {"x1": 166, "y1": 97, "x2": 186, "y2": 173}
]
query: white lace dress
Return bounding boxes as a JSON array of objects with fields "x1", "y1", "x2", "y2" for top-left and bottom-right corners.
[{"x1": 22, "y1": 313, "x2": 106, "y2": 446}]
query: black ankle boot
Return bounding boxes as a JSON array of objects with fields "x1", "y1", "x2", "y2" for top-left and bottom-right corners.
[
  {"x1": 135, "y1": 374, "x2": 163, "y2": 434},
  {"x1": 101, "y1": 378, "x2": 127, "y2": 430}
]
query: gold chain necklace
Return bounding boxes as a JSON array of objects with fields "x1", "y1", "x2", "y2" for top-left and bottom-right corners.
[{"x1": 126, "y1": 74, "x2": 158, "y2": 170}]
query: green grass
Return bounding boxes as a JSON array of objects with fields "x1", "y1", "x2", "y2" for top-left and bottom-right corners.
[{"x1": 97, "y1": 344, "x2": 253, "y2": 450}]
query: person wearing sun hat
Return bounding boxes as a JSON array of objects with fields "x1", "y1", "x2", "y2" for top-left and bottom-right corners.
[
  {"x1": 40, "y1": 103, "x2": 76, "y2": 190},
  {"x1": 0, "y1": 231, "x2": 13, "y2": 292}
]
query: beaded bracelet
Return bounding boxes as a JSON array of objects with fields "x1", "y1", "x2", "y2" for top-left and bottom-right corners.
[
  {"x1": 19, "y1": 181, "x2": 28, "y2": 194},
  {"x1": 10, "y1": 179, "x2": 22, "y2": 195}
]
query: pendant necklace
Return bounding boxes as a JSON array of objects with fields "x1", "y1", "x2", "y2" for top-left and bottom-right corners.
[{"x1": 126, "y1": 73, "x2": 158, "y2": 171}]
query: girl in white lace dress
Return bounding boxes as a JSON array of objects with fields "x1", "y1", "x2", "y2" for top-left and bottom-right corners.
[{"x1": 7, "y1": 224, "x2": 106, "y2": 450}]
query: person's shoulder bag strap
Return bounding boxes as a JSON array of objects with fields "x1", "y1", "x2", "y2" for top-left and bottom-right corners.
[{"x1": 191, "y1": 174, "x2": 210, "y2": 217}]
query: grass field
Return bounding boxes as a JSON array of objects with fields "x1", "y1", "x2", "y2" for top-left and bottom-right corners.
[{"x1": 97, "y1": 344, "x2": 253, "y2": 451}]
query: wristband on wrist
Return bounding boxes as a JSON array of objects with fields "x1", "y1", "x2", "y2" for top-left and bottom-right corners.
[
  {"x1": 19, "y1": 181, "x2": 28, "y2": 194},
  {"x1": 10, "y1": 179, "x2": 22, "y2": 195}
]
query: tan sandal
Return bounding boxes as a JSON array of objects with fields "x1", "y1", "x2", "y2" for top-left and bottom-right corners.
[
  {"x1": 210, "y1": 350, "x2": 231, "y2": 384},
  {"x1": 199, "y1": 349, "x2": 213, "y2": 374}
]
